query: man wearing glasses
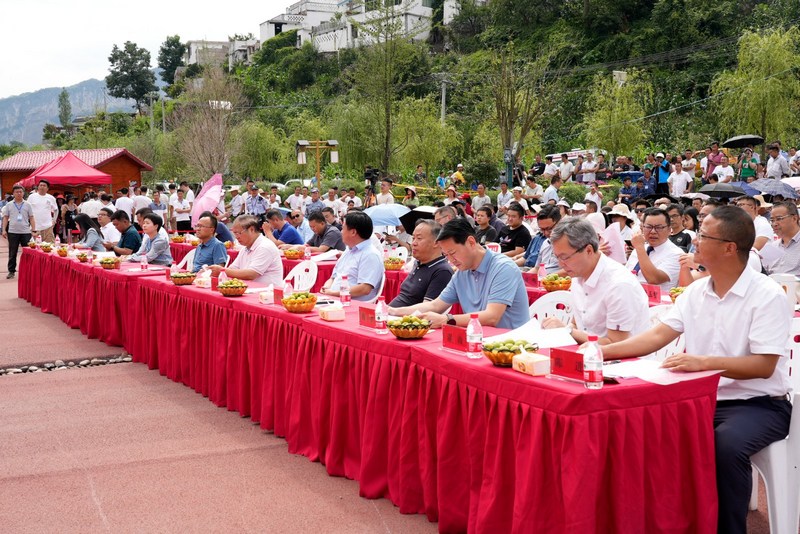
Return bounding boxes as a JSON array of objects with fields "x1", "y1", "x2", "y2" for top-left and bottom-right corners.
[
  {"x1": 762, "y1": 202, "x2": 800, "y2": 275},
  {"x1": 192, "y1": 214, "x2": 228, "y2": 273},
  {"x1": 625, "y1": 207, "x2": 683, "y2": 292},
  {"x1": 514, "y1": 204, "x2": 561, "y2": 268},
  {"x1": 208, "y1": 215, "x2": 283, "y2": 287},
  {"x1": 541, "y1": 217, "x2": 649, "y2": 344},
  {"x1": 604, "y1": 205, "x2": 792, "y2": 534}
]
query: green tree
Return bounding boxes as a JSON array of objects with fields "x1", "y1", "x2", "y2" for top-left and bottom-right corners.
[
  {"x1": 106, "y1": 41, "x2": 157, "y2": 113},
  {"x1": 394, "y1": 97, "x2": 462, "y2": 176},
  {"x1": 348, "y1": 0, "x2": 427, "y2": 171},
  {"x1": 157, "y1": 35, "x2": 186, "y2": 86},
  {"x1": 229, "y1": 120, "x2": 290, "y2": 180},
  {"x1": 711, "y1": 28, "x2": 800, "y2": 155},
  {"x1": 58, "y1": 88, "x2": 72, "y2": 129},
  {"x1": 580, "y1": 70, "x2": 652, "y2": 159}
]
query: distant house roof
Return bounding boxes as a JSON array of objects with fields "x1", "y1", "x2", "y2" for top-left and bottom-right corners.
[{"x1": 0, "y1": 148, "x2": 152, "y2": 172}]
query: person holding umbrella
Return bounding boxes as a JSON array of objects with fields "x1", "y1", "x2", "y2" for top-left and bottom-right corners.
[{"x1": 736, "y1": 148, "x2": 758, "y2": 181}]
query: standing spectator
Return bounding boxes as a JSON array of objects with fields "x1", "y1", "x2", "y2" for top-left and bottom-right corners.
[
  {"x1": 617, "y1": 176, "x2": 637, "y2": 206},
  {"x1": 149, "y1": 191, "x2": 168, "y2": 223},
  {"x1": 285, "y1": 186, "x2": 302, "y2": 211},
  {"x1": 244, "y1": 185, "x2": 268, "y2": 221},
  {"x1": 78, "y1": 191, "x2": 102, "y2": 224},
  {"x1": 323, "y1": 188, "x2": 347, "y2": 217},
  {"x1": 595, "y1": 153, "x2": 611, "y2": 181},
  {"x1": 228, "y1": 188, "x2": 244, "y2": 220},
  {"x1": 542, "y1": 156, "x2": 559, "y2": 180},
  {"x1": 558, "y1": 154, "x2": 574, "y2": 183},
  {"x1": 133, "y1": 186, "x2": 151, "y2": 213},
  {"x1": 681, "y1": 149, "x2": 697, "y2": 178},
  {"x1": 653, "y1": 153, "x2": 671, "y2": 195},
  {"x1": 413, "y1": 164, "x2": 427, "y2": 184},
  {"x1": 584, "y1": 182, "x2": 603, "y2": 208},
  {"x1": 61, "y1": 195, "x2": 78, "y2": 242},
  {"x1": 766, "y1": 143, "x2": 791, "y2": 179},
  {"x1": 529, "y1": 155, "x2": 545, "y2": 176},
  {"x1": 668, "y1": 165, "x2": 694, "y2": 196},
  {"x1": 179, "y1": 181, "x2": 195, "y2": 204},
  {"x1": 450, "y1": 164, "x2": 465, "y2": 187},
  {"x1": 712, "y1": 156, "x2": 735, "y2": 183},
  {"x1": 581, "y1": 153, "x2": 598, "y2": 183},
  {"x1": 542, "y1": 176, "x2": 562, "y2": 205},
  {"x1": 305, "y1": 188, "x2": 326, "y2": 215},
  {"x1": 704, "y1": 142, "x2": 723, "y2": 182},
  {"x1": 471, "y1": 183, "x2": 492, "y2": 212},
  {"x1": 28, "y1": 179, "x2": 58, "y2": 243},
  {"x1": 436, "y1": 171, "x2": 448, "y2": 189},
  {"x1": 736, "y1": 148, "x2": 758, "y2": 181},
  {"x1": 345, "y1": 188, "x2": 362, "y2": 208},
  {"x1": 99, "y1": 193, "x2": 115, "y2": 212},
  {"x1": 114, "y1": 187, "x2": 135, "y2": 220},
  {"x1": 171, "y1": 189, "x2": 192, "y2": 233},
  {"x1": 1, "y1": 185, "x2": 35, "y2": 279},
  {"x1": 375, "y1": 179, "x2": 395, "y2": 205}
]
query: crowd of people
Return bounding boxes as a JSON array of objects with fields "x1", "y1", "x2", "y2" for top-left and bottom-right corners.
[{"x1": 3, "y1": 144, "x2": 800, "y2": 533}]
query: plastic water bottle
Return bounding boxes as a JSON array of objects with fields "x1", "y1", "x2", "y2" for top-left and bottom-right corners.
[
  {"x1": 582, "y1": 335, "x2": 604, "y2": 390},
  {"x1": 140, "y1": 254, "x2": 148, "y2": 270},
  {"x1": 218, "y1": 271, "x2": 228, "y2": 284},
  {"x1": 339, "y1": 275, "x2": 351, "y2": 307},
  {"x1": 87, "y1": 249, "x2": 93, "y2": 262},
  {"x1": 170, "y1": 263, "x2": 178, "y2": 275},
  {"x1": 538, "y1": 263, "x2": 547, "y2": 287},
  {"x1": 466, "y1": 313, "x2": 483, "y2": 359},
  {"x1": 36, "y1": 233, "x2": 42, "y2": 245},
  {"x1": 304, "y1": 246, "x2": 311, "y2": 261},
  {"x1": 54, "y1": 235, "x2": 61, "y2": 247},
  {"x1": 375, "y1": 296, "x2": 388, "y2": 335},
  {"x1": 283, "y1": 280, "x2": 294, "y2": 298}
]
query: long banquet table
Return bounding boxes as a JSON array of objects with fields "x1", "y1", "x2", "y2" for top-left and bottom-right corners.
[{"x1": 18, "y1": 247, "x2": 721, "y2": 533}]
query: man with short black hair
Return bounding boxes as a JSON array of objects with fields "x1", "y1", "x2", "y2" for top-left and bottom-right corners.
[
  {"x1": 98, "y1": 207, "x2": 120, "y2": 243},
  {"x1": 542, "y1": 176, "x2": 561, "y2": 205},
  {"x1": 762, "y1": 201, "x2": 800, "y2": 275},
  {"x1": 209, "y1": 215, "x2": 283, "y2": 286},
  {"x1": 375, "y1": 179, "x2": 395, "y2": 205},
  {"x1": 388, "y1": 220, "x2": 453, "y2": 307},
  {"x1": 1, "y1": 185, "x2": 35, "y2": 279},
  {"x1": 303, "y1": 211, "x2": 345, "y2": 252},
  {"x1": 28, "y1": 179, "x2": 57, "y2": 243},
  {"x1": 605, "y1": 205, "x2": 792, "y2": 534},
  {"x1": 514, "y1": 204, "x2": 561, "y2": 268},
  {"x1": 305, "y1": 188, "x2": 326, "y2": 215},
  {"x1": 474, "y1": 206, "x2": 498, "y2": 245},
  {"x1": 192, "y1": 213, "x2": 228, "y2": 272},
  {"x1": 104, "y1": 210, "x2": 142, "y2": 256},
  {"x1": 666, "y1": 203, "x2": 692, "y2": 252},
  {"x1": 625, "y1": 207, "x2": 683, "y2": 291},
  {"x1": 321, "y1": 207, "x2": 342, "y2": 230},
  {"x1": 264, "y1": 209, "x2": 303, "y2": 246},
  {"x1": 320, "y1": 211, "x2": 384, "y2": 301},
  {"x1": 388, "y1": 218, "x2": 529, "y2": 329},
  {"x1": 498, "y1": 203, "x2": 531, "y2": 257}
]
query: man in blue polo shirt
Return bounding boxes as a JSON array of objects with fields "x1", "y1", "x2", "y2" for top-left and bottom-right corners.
[
  {"x1": 389, "y1": 218, "x2": 529, "y2": 329},
  {"x1": 320, "y1": 211, "x2": 384, "y2": 302},
  {"x1": 192, "y1": 213, "x2": 228, "y2": 272},
  {"x1": 264, "y1": 209, "x2": 303, "y2": 246}
]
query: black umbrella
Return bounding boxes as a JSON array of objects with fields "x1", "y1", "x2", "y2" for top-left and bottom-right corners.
[
  {"x1": 699, "y1": 183, "x2": 746, "y2": 199},
  {"x1": 399, "y1": 206, "x2": 437, "y2": 231},
  {"x1": 721, "y1": 135, "x2": 764, "y2": 149}
]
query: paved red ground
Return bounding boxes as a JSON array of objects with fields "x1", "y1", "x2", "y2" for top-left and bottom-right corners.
[{"x1": 0, "y1": 236, "x2": 784, "y2": 532}]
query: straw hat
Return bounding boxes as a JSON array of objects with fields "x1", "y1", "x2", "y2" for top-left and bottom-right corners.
[{"x1": 609, "y1": 203, "x2": 636, "y2": 222}]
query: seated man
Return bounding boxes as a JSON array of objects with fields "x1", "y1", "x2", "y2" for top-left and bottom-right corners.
[
  {"x1": 388, "y1": 220, "x2": 453, "y2": 307},
  {"x1": 388, "y1": 219, "x2": 529, "y2": 329},
  {"x1": 320, "y1": 211, "x2": 384, "y2": 302},
  {"x1": 625, "y1": 207, "x2": 682, "y2": 292},
  {"x1": 666, "y1": 203, "x2": 693, "y2": 252},
  {"x1": 434, "y1": 205, "x2": 457, "y2": 226},
  {"x1": 321, "y1": 207, "x2": 342, "y2": 230},
  {"x1": 208, "y1": 215, "x2": 283, "y2": 287},
  {"x1": 603, "y1": 205, "x2": 792, "y2": 534},
  {"x1": 515, "y1": 204, "x2": 561, "y2": 268},
  {"x1": 301, "y1": 211, "x2": 345, "y2": 253},
  {"x1": 541, "y1": 217, "x2": 649, "y2": 344},
  {"x1": 98, "y1": 207, "x2": 120, "y2": 243},
  {"x1": 474, "y1": 206, "x2": 498, "y2": 245},
  {"x1": 289, "y1": 209, "x2": 314, "y2": 243},
  {"x1": 192, "y1": 213, "x2": 228, "y2": 272},
  {"x1": 498, "y1": 203, "x2": 532, "y2": 257},
  {"x1": 103, "y1": 210, "x2": 141, "y2": 256},
  {"x1": 763, "y1": 201, "x2": 800, "y2": 275},
  {"x1": 264, "y1": 209, "x2": 304, "y2": 246}
]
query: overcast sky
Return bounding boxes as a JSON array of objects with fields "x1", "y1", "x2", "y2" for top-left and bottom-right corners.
[{"x1": 0, "y1": 0, "x2": 293, "y2": 99}]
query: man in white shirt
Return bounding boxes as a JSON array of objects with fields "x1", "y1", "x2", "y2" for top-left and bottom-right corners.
[
  {"x1": 375, "y1": 179, "x2": 395, "y2": 205},
  {"x1": 323, "y1": 188, "x2": 346, "y2": 217},
  {"x1": 766, "y1": 143, "x2": 791, "y2": 179},
  {"x1": 98, "y1": 207, "x2": 121, "y2": 242},
  {"x1": 522, "y1": 176, "x2": 543, "y2": 204},
  {"x1": 542, "y1": 176, "x2": 562, "y2": 205},
  {"x1": 149, "y1": 191, "x2": 168, "y2": 223},
  {"x1": 78, "y1": 192, "x2": 103, "y2": 222},
  {"x1": 735, "y1": 195, "x2": 773, "y2": 250},
  {"x1": 625, "y1": 207, "x2": 683, "y2": 292},
  {"x1": 345, "y1": 188, "x2": 363, "y2": 208},
  {"x1": 209, "y1": 215, "x2": 283, "y2": 287},
  {"x1": 28, "y1": 179, "x2": 58, "y2": 243},
  {"x1": 558, "y1": 154, "x2": 574, "y2": 182},
  {"x1": 583, "y1": 181, "x2": 603, "y2": 208},
  {"x1": 133, "y1": 186, "x2": 151, "y2": 213},
  {"x1": 228, "y1": 188, "x2": 244, "y2": 219},
  {"x1": 170, "y1": 189, "x2": 192, "y2": 233},
  {"x1": 285, "y1": 186, "x2": 304, "y2": 211},
  {"x1": 542, "y1": 156, "x2": 559, "y2": 180},
  {"x1": 668, "y1": 168, "x2": 693, "y2": 196},
  {"x1": 681, "y1": 149, "x2": 697, "y2": 178},
  {"x1": 581, "y1": 153, "x2": 598, "y2": 183},
  {"x1": 269, "y1": 185, "x2": 282, "y2": 205},
  {"x1": 604, "y1": 205, "x2": 792, "y2": 534},
  {"x1": 99, "y1": 193, "x2": 115, "y2": 212},
  {"x1": 114, "y1": 188, "x2": 135, "y2": 221},
  {"x1": 179, "y1": 182, "x2": 195, "y2": 204},
  {"x1": 712, "y1": 156, "x2": 735, "y2": 183},
  {"x1": 542, "y1": 217, "x2": 649, "y2": 344},
  {"x1": 471, "y1": 183, "x2": 492, "y2": 212},
  {"x1": 496, "y1": 182, "x2": 512, "y2": 208}
]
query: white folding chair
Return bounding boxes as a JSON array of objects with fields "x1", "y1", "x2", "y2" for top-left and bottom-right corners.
[
  {"x1": 366, "y1": 274, "x2": 387, "y2": 305},
  {"x1": 641, "y1": 304, "x2": 685, "y2": 362},
  {"x1": 528, "y1": 291, "x2": 574, "y2": 325},
  {"x1": 747, "y1": 316, "x2": 800, "y2": 534},
  {"x1": 224, "y1": 253, "x2": 232, "y2": 268},
  {"x1": 176, "y1": 249, "x2": 195, "y2": 272},
  {"x1": 394, "y1": 246, "x2": 409, "y2": 263},
  {"x1": 283, "y1": 260, "x2": 318, "y2": 292}
]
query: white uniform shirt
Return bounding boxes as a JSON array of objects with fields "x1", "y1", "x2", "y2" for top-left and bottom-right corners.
[
  {"x1": 101, "y1": 222, "x2": 121, "y2": 243},
  {"x1": 625, "y1": 239, "x2": 683, "y2": 292},
  {"x1": 171, "y1": 198, "x2": 191, "y2": 221},
  {"x1": 133, "y1": 195, "x2": 151, "y2": 212},
  {"x1": 754, "y1": 215, "x2": 775, "y2": 241},
  {"x1": 376, "y1": 192, "x2": 395, "y2": 205},
  {"x1": 115, "y1": 196, "x2": 134, "y2": 219},
  {"x1": 662, "y1": 267, "x2": 791, "y2": 401},
  {"x1": 287, "y1": 194, "x2": 304, "y2": 211},
  {"x1": 559, "y1": 161, "x2": 574, "y2": 181},
  {"x1": 28, "y1": 192, "x2": 57, "y2": 231},
  {"x1": 572, "y1": 254, "x2": 650, "y2": 338},
  {"x1": 229, "y1": 195, "x2": 244, "y2": 217},
  {"x1": 668, "y1": 171, "x2": 693, "y2": 196},
  {"x1": 323, "y1": 197, "x2": 346, "y2": 217},
  {"x1": 228, "y1": 234, "x2": 283, "y2": 288},
  {"x1": 713, "y1": 165, "x2": 734, "y2": 183},
  {"x1": 78, "y1": 199, "x2": 102, "y2": 218}
]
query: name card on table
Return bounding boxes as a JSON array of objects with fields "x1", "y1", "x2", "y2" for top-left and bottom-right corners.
[
  {"x1": 442, "y1": 324, "x2": 468, "y2": 353},
  {"x1": 641, "y1": 283, "x2": 662, "y2": 306},
  {"x1": 521, "y1": 271, "x2": 539, "y2": 287},
  {"x1": 358, "y1": 305, "x2": 377, "y2": 329},
  {"x1": 549, "y1": 345, "x2": 584, "y2": 382},
  {"x1": 273, "y1": 287, "x2": 284, "y2": 304}
]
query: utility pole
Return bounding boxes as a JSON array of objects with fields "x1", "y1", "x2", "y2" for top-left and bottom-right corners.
[
  {"x1": 148, "y1": 92, "x2": 154, "y2": 132},
  {"x1": 440, "y1": 77, "x2": 447, "y2": 124},
  {"x1": 161, "y1": 97, "x2": 166, "y2": 133}
]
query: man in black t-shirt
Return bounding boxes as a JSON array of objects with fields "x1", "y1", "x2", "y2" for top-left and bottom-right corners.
[
  {"x1": 666, "y1": 203, "x2": 692, "y2": 253},
  {"x1": 498, "y1": 203, "x2": 532, "y2": 257},
  {"x1": 529, "y1": 155, "x2": 546, "y2": 176},
  {"x1": 389, "y1": 220, "x2": 453, "y2": 307}
]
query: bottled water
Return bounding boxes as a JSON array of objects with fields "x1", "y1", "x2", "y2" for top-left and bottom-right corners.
[
  {"x1": 375, "y1": 296, "x2": 388, "y2": 335},
  {"x1": 283, "y1": 280, "x2": 294, "y2": 297},
  {"x1": 582, "y1": 335, "x2": 604, "y2": 390},
  {"x1": 54, "y1": 236, "x2": 61, "y2": 247},
  {"x1": 466, "y1": 314, "x2": 483, "y2": 359},
  {"x1": 140, "y1": 254, "x2": 148, "y2": 270},
  {"x1": 304, "y1": 246, "x2": 311, "y2": 261},
  {"x1": 339, "y1": 275, "x2": 351, "y2": 307},
  {"x1": 538, "y1": 263, "x2": 547, "y2": 287}
]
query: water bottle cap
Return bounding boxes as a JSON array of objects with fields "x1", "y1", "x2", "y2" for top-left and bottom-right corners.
[
  {"x1": 470, "y1": 313, "x2": 478, "y2": 319},
  {"x1": 342, "y1": 275, "x2": 348, "y2": 280},
  {"x1": 587, "y1": 335, "x2": 599, "y2": 342},
  {"x1": 378, "y1": 296, "x2": 385, "y2": 302}
]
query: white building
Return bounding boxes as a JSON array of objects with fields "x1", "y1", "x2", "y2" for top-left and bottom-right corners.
[
  {"x1": 185, "y1": 40, "x2": 230, "y2": 67},
  {"x1": 260, "y1": 0, "x2": 339, "y2": 47}
]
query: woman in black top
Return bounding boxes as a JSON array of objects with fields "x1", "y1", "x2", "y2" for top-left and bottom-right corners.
[{"x1": 61, "y1": 195, "x2": 78, "y2": 243}]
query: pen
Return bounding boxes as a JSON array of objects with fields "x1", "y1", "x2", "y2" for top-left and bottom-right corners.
[{"x1": 603, "y1": 360, "x2": 622, "y2": 365}]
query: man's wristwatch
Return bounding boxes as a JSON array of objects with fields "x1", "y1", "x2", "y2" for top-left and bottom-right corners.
[{"x1": 446, "y1": 313, "x2": 456, "y2": 326}]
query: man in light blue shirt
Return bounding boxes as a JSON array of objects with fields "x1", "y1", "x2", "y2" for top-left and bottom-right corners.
[
  {"x1": 388, "y1": 218, "x2": 529, "y2": 329},
  {"x1": 320, "y1": 211, "x2": 384, "y2": 302},
  {"x1": 192, "y1": 213, "x2": 228, "y2": 272}
]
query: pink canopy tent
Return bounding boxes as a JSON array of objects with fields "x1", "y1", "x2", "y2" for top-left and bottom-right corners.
[{"x1": 17, "y1": 151, "x2": 112, "y2": 189}]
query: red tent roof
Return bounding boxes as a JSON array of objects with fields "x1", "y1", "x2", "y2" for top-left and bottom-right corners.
[
  {"x1": 18, "y1": 152, "x2": 112, "y2": 188},
  {"x1": 0, "y1": 148, "x2": 152, "y2": 172}
]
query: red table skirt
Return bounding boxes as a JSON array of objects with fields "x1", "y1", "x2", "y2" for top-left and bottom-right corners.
[{"x1": 18, "y1": 250, "x2": 720, "y2": 533}]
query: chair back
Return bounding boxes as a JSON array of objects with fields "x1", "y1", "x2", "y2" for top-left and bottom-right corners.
[
  {"x1": 642, "y1": 304, "x2": 685, "y2": 361},
  {"x1": 785, "y1": 317, "x2": 800, "y2": 444},
  {"x1": 365, "y1": 274, "x2": 387, "y2": 305},
  {"x1": 394, "y1": 246, "x2": 409, "y2": 262},
  {"x1": 528, "y1": 291, "x2": 573, "y2": 325},
  {"x1": 176, "y1": 249, "x2": 195, "y2": 271},
  {"x1": 283, "y1": 260, "x2": 318, "y2": 292}
]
